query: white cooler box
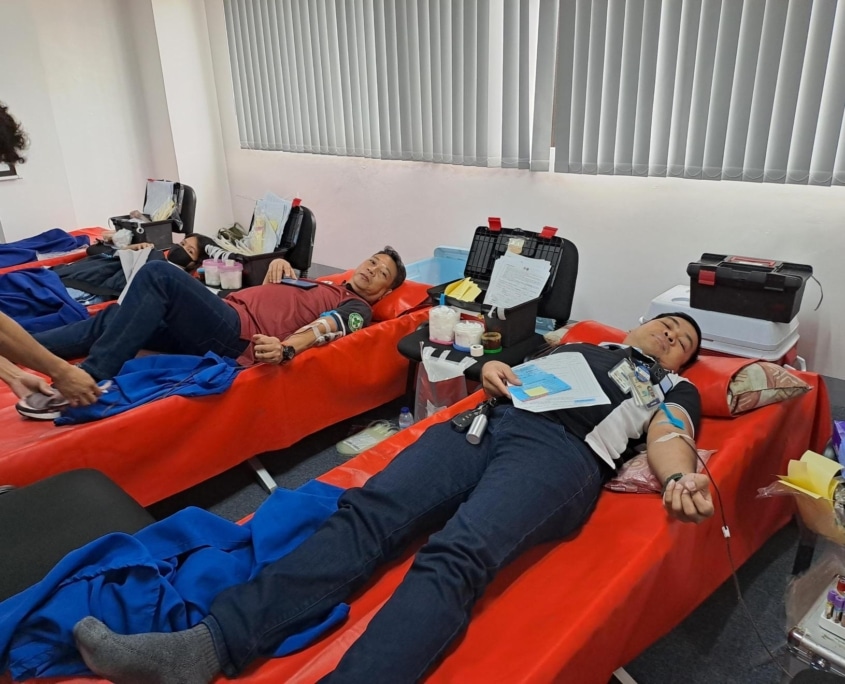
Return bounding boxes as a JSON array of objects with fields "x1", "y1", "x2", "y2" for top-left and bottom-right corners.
[{"x1": 643, "y1": 285, "x2": 803, "y2": 367}]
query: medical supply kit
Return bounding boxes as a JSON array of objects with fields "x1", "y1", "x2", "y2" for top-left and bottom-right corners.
[
  {"x1": 425, "y1": 218, "x2": 578, "y2": 347},
  {"x1": 110, "y1": 180, "x2": 191, "y2": 250},
  {"x1": 687, "y1": 253, "x2": 813, "y2": 324},
  {"x1": 233, "y1": 199, "x2": 315, "y2": 287}
]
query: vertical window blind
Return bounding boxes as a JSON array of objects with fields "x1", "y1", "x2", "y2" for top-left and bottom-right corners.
[{"x1": 224, "y1": 0, "x2": 845, "y2": 185}]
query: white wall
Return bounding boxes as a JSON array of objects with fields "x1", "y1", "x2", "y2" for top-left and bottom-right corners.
[
  {"x1": 151, "y1": 0, "x2": 232, "y2": 232},
  {"x1": 0, "y1": 0, "x2": 229, "y2": 241},
  {"x1": 0, "y1": 0, "x2": 76, "y2": 237},
  {"x1": 204, "y1": 0, "x2": 845, "y2": 378}
]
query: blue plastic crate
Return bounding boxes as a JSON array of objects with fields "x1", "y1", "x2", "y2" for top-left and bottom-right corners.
[{"x1": 405, "y1": 246, "x2": 469, "y2": 286}]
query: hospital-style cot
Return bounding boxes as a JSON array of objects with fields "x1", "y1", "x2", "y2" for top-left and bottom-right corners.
[{"x1": 0, "y1": 320, "x2": 831, "y2": 684}]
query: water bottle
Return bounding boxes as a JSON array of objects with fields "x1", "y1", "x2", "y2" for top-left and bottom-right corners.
[{"x1": 398, "y1": 406, "x2": 414, "y2": 429}]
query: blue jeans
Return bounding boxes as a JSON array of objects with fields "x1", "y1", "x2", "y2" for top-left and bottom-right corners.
[
  {"x1": 203, "y1": 405, "x2": 605, "y2": 683},
  {"x1": 34, "y1": 261, "x2": 246, "y2": 380}
]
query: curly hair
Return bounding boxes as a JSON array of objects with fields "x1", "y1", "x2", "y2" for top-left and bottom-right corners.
[{"x1": 0, "y1": 102, "x2": 28, "y2": 165}]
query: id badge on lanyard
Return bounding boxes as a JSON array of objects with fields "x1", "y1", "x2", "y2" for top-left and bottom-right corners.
[{"x1": 608, "y1": 358, "x2": 663, "y2": 409}]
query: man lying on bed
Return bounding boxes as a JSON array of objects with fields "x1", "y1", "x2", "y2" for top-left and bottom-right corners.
[
  {"x1": 72, "y1": 312, "x2": 713, "y2": 684},
  {"x1": 31, "y1": 246, "x2": 405, "y2": 384}
]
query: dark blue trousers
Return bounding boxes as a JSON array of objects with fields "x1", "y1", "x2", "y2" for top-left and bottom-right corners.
[
  {"x1": 34, "y1": 261, "x2": 246, "y2": 380},
  {"x1": 204, "y1": 405, "x2": 604, "y2": 683}
]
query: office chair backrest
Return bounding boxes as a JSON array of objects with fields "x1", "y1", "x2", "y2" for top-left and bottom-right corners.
[
  {"x1": 280, "y1": 204, "x2": 316, "y2": 277},
  {"x1": 179, "y1": 184, "x2": 197, "y2": 236}
]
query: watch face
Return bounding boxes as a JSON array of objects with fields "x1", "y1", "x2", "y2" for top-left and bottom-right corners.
[{"x1": 282, "y1": 345, "x2": 296, "y2": 361}]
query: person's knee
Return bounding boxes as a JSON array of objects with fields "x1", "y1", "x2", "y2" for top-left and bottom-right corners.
[{"x1": 139, "y1": 259, "x2": 173, "y2": 279}]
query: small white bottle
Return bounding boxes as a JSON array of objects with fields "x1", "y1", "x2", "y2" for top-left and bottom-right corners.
[{"x1": 398, "y1": 406, "x2": 414, "y2": 429}]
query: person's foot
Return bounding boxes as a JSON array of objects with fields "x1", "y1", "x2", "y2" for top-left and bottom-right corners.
[
  {"x1": 73, "y1": 617, "x2": 220, "y2": 684},
  {"x1": 14, "y1": 389, "x2": 69, "y2": 420}
]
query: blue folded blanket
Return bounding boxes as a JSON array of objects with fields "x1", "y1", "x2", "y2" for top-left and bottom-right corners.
[
  {"x1": 56, "y1": 351, "x2": 242, "y2": 425},
  {"x1": 0, "y1": 228, "x2": 90, "y2": 268},
  {"x1": 0, "y1": 480, "x2": 346, "y2": 680},
  {"x1": 0, "y1": 268, "x2": 89, "y2": 332}
]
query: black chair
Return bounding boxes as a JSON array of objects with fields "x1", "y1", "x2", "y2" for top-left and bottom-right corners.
[
  {"x1": 179, "y1": 184, "x2": 197, "y2": 236},
  {"x1": 237, "y1": 204, "x2": 317, "y2": 287},
  {"x1": 0, "y1": 470, "x2": 154, "y2": 602}
]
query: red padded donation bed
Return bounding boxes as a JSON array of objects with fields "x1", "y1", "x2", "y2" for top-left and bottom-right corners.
[
  {"x1": 0, "y1": 274, "x2": 431, "y2": 507},
  {"x1": 1, "y1": 321, "x2": 831, "y2": 684}
]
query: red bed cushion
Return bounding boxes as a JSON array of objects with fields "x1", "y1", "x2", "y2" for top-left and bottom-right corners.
[{"x1": 318, "y1": 271, "x2": 431, "y2": 321}]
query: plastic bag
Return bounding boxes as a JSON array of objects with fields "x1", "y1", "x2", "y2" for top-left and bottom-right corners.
[
  {"x1": 414, "y1": 347, "x2": 477, "y2": 423},
  {"x1": 758, "y1": 481, "x2": 845, "y2": 545}
]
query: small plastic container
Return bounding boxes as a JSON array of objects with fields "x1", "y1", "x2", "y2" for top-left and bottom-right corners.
[
  {"x1": 398, "y1": 407, "x2": 414, "y2": 429},
  {"x1": 429, "y1": 305, "x2": 459, "y2": 344},
  {"x1": 453, "y1": 321, "x2": 484, "y2": 351},
  {"x1": 218, "y1": 261, "x2": 244, "y2": 289},
  {"x1": 203, "y1": 259, "x2": 222, "y2": 287}
]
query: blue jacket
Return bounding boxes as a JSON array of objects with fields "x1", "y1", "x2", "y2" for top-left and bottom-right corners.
[
  {"x1": 0, "y1": 480, "x2": 346, "y2": 680},
  {"x1": 0, "y1": 268, "x2": 89, "y2": 332},
  {"x1": 56, "y1": 352, "x2": 241, "y2": 424},
  {"x1": 0, "y1": 228, "x2": 90, "y2": 268}
]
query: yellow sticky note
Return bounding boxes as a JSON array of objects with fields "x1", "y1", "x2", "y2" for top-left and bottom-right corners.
[
  {"x1": 525, "y1": 386, "x2": 548, "y2": 398},
  {"x1": 778, "y1": 450, "x2": 842, "y2": 500}
]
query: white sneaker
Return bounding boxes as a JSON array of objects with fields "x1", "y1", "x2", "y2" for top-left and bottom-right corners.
[{"x1": 15, "y1": 391, "x2": 70, "y2": 421}]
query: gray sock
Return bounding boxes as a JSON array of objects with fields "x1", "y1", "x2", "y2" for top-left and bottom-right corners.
[{"x1": 73, "y1": 616, "x2": 220, "y2": 684}]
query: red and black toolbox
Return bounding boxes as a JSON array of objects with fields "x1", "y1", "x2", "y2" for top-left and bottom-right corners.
[
  {"x1": 234, "y1": 200, "x2": 316, "y2": 287},
  {"x1": 687, "y1": 254, "x2": 813, "y2": 324},
  {"x1": 426, "y1": 218, "x2": 579, "y2": 346}
]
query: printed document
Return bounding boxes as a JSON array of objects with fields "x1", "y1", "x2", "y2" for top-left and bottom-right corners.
[
  {"x1": 483, "y1": 252, "x2": 551, "y2": 309},
  {"x1": 508, "y1": 352, "x2": 610, "y2": 413}
]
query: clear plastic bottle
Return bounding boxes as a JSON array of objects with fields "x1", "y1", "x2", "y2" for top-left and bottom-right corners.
[{"x1": 398, "y1": 406, "x2": 414, "y2": 429}]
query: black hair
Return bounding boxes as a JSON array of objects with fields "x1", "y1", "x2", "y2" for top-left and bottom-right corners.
[
  {"x1": 377, "y1": 245, "x2": 406, "y2": 290},
  {"x1": 0, "y1": 102, "x2": 28, "y2": 165},
  {"x1": 166, "y1": 234, "x2": 220, "y2": 270},
  {"x1": 652, "y1": 311, "x2": 702, "y2": 367}
]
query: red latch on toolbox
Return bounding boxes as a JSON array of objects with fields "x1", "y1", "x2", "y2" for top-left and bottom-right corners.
[
  {"x1": 698, "y1": 269, "x2": 716, "y2": 286},
  {"x1": 292, "y1": 197, "x2": 302, "y2": 207},
  {"x1": 540, "y1": 226, "x2": 558, "y2": 239},
  {"x1": 488, "y1": 217, "x2": 502, "y2": 231}
]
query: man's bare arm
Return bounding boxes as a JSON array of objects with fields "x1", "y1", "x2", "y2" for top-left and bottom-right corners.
[
  {"x1": 646, "y1": 406, "x2": 714, "y2": 524},
  {"x1": 0, "y1": 313, "x2": 101, "y2": 405}
]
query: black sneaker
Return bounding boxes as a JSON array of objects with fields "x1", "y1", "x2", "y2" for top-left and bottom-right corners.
[{"x1": 15, "y1": 391, "x2": 70, "y2": 421}]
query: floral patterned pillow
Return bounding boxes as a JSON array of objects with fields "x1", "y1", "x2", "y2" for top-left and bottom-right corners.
[
  {"x1": 728, "y1": 362, "x2": 811, "y2": 415},
  {"x1": 605, "y1": 449, "x2": 715, "y2": 494}
]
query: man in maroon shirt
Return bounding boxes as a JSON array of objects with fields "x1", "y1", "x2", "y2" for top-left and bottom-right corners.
[{"x1": 33, "y1": 247, "x2": 405, "y2": 382}]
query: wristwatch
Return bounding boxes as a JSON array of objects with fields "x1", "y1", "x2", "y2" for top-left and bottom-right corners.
[{"x1": 281, "y1": 345, "x2": 297, "y2": 363}]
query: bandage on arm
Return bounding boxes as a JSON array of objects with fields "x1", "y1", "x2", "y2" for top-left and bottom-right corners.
[
  {"x1": 293, "y1": 317, "x2": 343, "y2": 347},
  {"x1": 645, "y1": 406, "x2": 698, "y2": 485}
]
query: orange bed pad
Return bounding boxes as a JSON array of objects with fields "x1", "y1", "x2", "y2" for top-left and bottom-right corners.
[
  {"x1": 0, "y1": 307, "x2": 429, "y2": 507},
  {"x1": 0, "y1": 228, "x2": 106, "y2": 275},
  {"x1": 9, "y1": 369, "x2": 830, "y2": 684}
]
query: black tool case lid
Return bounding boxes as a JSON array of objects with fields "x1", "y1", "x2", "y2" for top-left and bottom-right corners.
[
  {"x1": 452, "y1": 217, "x2": 579, "y2": 324},
  {"x1": 687, "y1": 254, "x2": 813, "y2": 291}
]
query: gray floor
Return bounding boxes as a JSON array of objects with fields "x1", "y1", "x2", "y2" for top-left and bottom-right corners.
[{"x1": 146, "y1": 377, "x2": 845, "y2": 684}]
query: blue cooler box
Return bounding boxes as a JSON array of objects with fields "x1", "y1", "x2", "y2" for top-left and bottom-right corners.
[{"x1": 405, "y1": 246, "x2": 469, "y2": 286}]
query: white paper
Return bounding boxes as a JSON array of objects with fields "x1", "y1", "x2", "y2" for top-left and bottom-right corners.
[
  {"x1": 508, "y1": 352, "x2": 610, "y2": 413},
  {"x1": 482, "y1": 252, "x2": 551, "y2": 310},
  {"x1": 143, "y1": 180, "x2": 175, "y2": 217}
]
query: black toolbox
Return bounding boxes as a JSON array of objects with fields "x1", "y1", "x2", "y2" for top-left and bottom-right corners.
[
  {"x1": 109, "y1": 180, "x2": 196, "y2": 249},
  {"x1": 234, "y1": 201, "x2": 316, "y2": 288},
  {"x1": 427, "y1": 218, "x2": 579, "y2": 347},
  {"x1": 687, "y1": 254, "x2": 813, "y2": 323}
]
